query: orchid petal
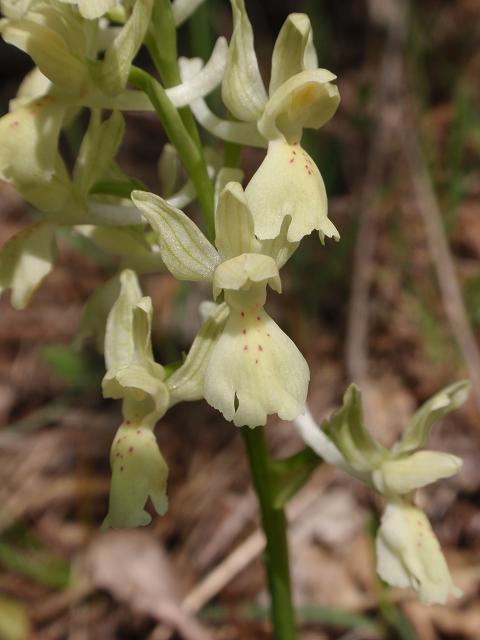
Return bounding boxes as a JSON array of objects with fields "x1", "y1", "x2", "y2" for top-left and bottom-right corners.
[
  {"x1": 214, "y1": 167, "x2": 244, "y2": 208},
  {"x1": 0, "y1": 11, "x2": 88, "y2": 92},
  {"x1": 0, "y1": 96, "x2": 65, "y2": 186},
  {"x1": 102, "y1": 422, "x2": 169, "y2": 529},
  {"x1": 294, "y1": 407, "x2": 372, "y2": 484},
  {"x1": 213, "y1": 253, "x2": 280, "y2": 299},
  {"x1": 204, "y1": 302, "x2": 309, "y2": 427},
  {"x1": 215, "y1": 182, "x2": 258, "y2": 260},
  {"x1": 374, "y1": 451, "x2": 463, "y2": 495},
  {"x1": 376, "y1": 502, "x2": 462, "y2": 605},
  {"x1": 101, "y1": 0, "x2": 153, "y2": 95},
  {"x1": 221, "y1": 0, "x2": 267, "y2": 122},
  {"x1": 166, "y1": 37, "x2": 228, "y2": 107},
  {"x1": 179, "y1": 56, "x2": 267, "y2": 147},
  {"x1": 394, "y1": 381, "x2": 471, "y2": 455},
  {"x1": 167, "y1": 302, "x2": 229, "y2": 405},
  {"x1": 321, "y1": 384, "x2": 386, "y2": 473},
  {"x1": 259, "y1": 69, "x2": 340, "y2": 143},
  {"x1": 171, "y1": 0, "x2": 205, "y2": 26},
  {"x1": 245, "y1": 140, "x2": 339, "y2": 243},
  {"x1": 0, "y1": 0, "x2": 33, "y2": 19},
  {"x1": 269, "y1": 13, "x2": 318, "y2": 95},
  {"x1": 58, "y1": 0, "x2": 118, "y2": 20},
  {"x1": 103, "y1": 271, "x2": 168, "y2": 427}
]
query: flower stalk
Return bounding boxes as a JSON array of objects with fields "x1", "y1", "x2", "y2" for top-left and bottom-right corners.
[
  {"x1": 242, "y1": 426, "x2": 297, "y2": 640},
  {"x1": 128, "y1": 66, "x2": 215, "y2": 239}
]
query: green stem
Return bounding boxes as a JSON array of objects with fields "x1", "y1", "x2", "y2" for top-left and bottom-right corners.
[
  {"x1": 241, "y1": 427, "x2": 297, "y2": 640},
  {"x1": 129, "y1": 66, "x2": 215, "y2": 240},
  {"x1": 146, "y1": 0, "x2": 202, "y2": 148}
]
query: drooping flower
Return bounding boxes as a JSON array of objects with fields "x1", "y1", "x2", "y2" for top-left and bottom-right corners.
[
  {"x1": 295, "y1": 381, "x2": 470, "y2": 604},
  {"x1": 100, "y1": 269, "x2": 228, "y2": 528},
  {"x1": 181, "y1": 5, "x2": 340, "y2": 243},
  {"x1": 132, "y1": 181, "x2": 309, "y2": 428},
  {"x1": 376, "y1": 501, "x2": 462, "y2": 605}
]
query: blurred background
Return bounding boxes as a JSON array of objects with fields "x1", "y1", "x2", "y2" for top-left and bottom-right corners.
[{"x1": 1, "y1": 0, "x2": 480, "y2": 638}]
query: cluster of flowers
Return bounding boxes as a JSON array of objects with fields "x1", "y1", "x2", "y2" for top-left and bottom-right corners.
[{"x1": 0, "y1": 0, "x2": 467, "y2": 605}]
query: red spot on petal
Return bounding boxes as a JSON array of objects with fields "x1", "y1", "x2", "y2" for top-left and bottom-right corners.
[
  {"x1": 126, "y1": 420, "x2": 131, "y2": 425},
  {"x1": 244, "y1": 345, "x2": 248, "y2": 351},
  {"x1": 120, "y1": 466, "x2": 124, "y2": 472},
  {"x1": 258, "y1": 345, "x2": 263, "y2": 351},
  {"x1": 256, "y1": 316, "x2": 261, "y2": 321},
  {"x1": 9, "y1": 121, "x2": 19, "y2": 129},
  {"x1": 292, "y1": 150, "x2": 297, "y2": 155},
  {"x1": 255, "y1": 359, "x2": 259, "y2": 364},
  {"x1": 240, "y1": 311, "x2": 245, "y2": 317},
  {"x1": 242, "y1": 329, "x2": 246, "y2": 335},
  {"x1": 267, "y1": 333, "x2": 271, "y2": 337},
  {"x1": 289, "y1": 158, "x2": 294, "y2": 164},
  {"x1": 128, "y1": 446, "x2": 134, "y2": 452}
]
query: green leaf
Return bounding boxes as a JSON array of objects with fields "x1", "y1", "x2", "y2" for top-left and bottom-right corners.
[
  {"x1": 0, "y1": 542, "x2": 70, "y2": 590},
  {"x1": 270, "y1": 447, "x2": 320, "y2": 509},
  {"x1": 40, "y1": 345, "x2": 103, "y2": 390}
]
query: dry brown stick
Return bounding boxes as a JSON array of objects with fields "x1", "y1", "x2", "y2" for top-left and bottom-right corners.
[
  {"x1": 399, "y1": 101, "x2": 480, "y2": 413},
  {"x1": 345, "y1": 2, "x2": 407, "y2": 386}
]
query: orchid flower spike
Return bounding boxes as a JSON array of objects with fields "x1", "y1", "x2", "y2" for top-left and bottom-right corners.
[
  {"x1": 295, "y1": 381, "x2": 470, "y2": 604},
  {"x1": 132, "y1": 182, "x2": 310, "y2": 428},
  {"x1": 101, "y1": 269, "x2": 229, "y2": 528}
]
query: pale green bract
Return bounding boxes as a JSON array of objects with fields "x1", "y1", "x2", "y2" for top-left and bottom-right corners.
[
  {"x1": 132, "y1": 183, "x2": 310, "y2": 428},
  {"x1": 295, "y1": 382, "x2": 469, "y2": 604}
]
